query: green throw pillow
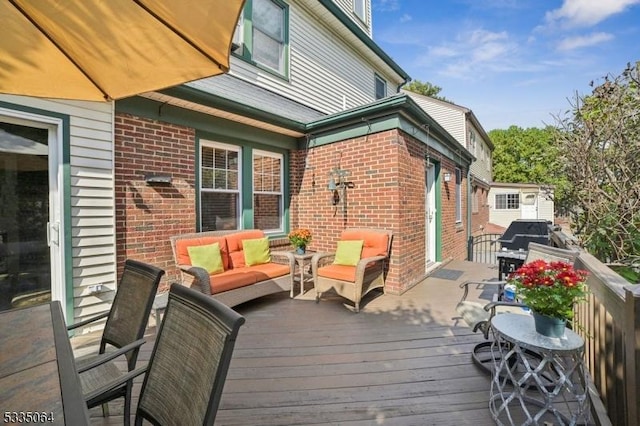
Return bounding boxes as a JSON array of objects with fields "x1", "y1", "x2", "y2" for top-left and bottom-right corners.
[
  {"x1": 243, "y1": 237, "x2": 271, "y2": 266},
  {"x1": 187, "y1": 243, "x2": 224, "y2": 275},
  {"x1": 334, "y1": 240, "x2": 364, "y2": 266}
]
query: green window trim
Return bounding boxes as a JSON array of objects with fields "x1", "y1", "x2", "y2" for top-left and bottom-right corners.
[
  {"x1": 233, "y1": 0, "x2": 290, "y2": 80},
  {"x1": 196, "y1": 136, "x2": 290, "y2": 238}
]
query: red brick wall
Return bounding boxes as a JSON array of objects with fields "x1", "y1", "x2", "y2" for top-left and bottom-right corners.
[
  {"x1": 114, "y1": 113, "x2": 196, "y2": 289},
  {"x1": 471, "y1": 185, "x2": 491, "y2": 236},
  {"x1": 292, "y1": 129, "x2": 469, "y2": 294}
]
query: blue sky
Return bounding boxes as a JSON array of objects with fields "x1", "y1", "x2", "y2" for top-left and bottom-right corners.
[{"x1": 371, "y1": 0, "x2": 640, "y2": 131}]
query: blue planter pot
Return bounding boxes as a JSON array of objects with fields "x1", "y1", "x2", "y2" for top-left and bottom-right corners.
[
  {"x1": 533, "y1": 312, "x2": 567, "y2": 338},
  {"x1": 295, "y1": 246, "x2": 306, "y2": 255}
]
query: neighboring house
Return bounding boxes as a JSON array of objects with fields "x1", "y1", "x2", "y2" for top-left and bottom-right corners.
[
  {"x1": 489, "y1": 183, "x2": 554, "y2": 229},
  {"x1": 403, "y1": 91, "x2": 494, "y2": 236},
  {"x1": 0, "y1": 0, "x2": 473, "y2": 324}
]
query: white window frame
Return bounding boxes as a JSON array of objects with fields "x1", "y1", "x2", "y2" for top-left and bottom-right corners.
[
  {"x1": 252, "y1": 149, "x2": 284, "y2": 234},
  {"x1": 199, "y1": 140, "x2": 242, "y2": 231},
  {"x1": 495, "y1": 193, "x2": 520, "y2": 210},
  {"x1": 250, "y1": 0, "x2": 287, "y2": 75},
  {"x1": 455, "y1": 168, "x2": 462, "y2": 223},
  {"x1": 353, "y1": 0, "x2": 366, "y2": 22}
]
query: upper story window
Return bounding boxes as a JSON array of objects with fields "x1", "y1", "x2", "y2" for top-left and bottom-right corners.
[
  {"x1": 495, "y1": 193, "x2": 520, "y2": 210},
  {"x1": 353, "y1": 0, "x2": 366, "y2": 22},
  {"x1": 233, "y1": 0, "x2": 288, "y2": 76},
  {"x1": 375, "y1": 74, "x2": 387, "y2": 100}
]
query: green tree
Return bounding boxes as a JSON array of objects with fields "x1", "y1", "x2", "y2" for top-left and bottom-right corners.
[
  {"x1": 488, "y1": 126, "x2": 569, "y2": 208},
  {"x1": 402, "y1": 79, "x2": 448, "y2": 101},
  {"x1": 552, "y1": 62, "x2": 640, "y2": 262}
]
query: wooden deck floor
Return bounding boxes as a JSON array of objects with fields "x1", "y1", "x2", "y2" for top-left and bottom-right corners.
[{"x1": 81, "y1": 260, "x2": 501, "y2": 425}]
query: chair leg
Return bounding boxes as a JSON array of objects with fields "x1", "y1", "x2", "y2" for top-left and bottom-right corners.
[
  {"x1": 123, "y1": 382, "x2": 132, "y2": 426},
  {"x1": 315, "y1": 291, "x2": 321, "y2": 303},
  {"x1": 354, "y1": 302, "x2": 359, "y2": 313}
]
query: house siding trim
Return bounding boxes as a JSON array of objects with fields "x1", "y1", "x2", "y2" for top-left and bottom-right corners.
[
  {"x1": 317, "y1": 0, "x2": 409, "y2": 83},
  {"x1": 116, "y1": 96, "x2": 298, "y2": 151}
]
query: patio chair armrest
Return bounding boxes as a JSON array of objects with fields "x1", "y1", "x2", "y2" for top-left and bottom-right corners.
[
  {"x1": 270, "y1": 250, "x2": 295, "y2": 269},
  {"x1": 83, "y1": 365, "x2": 148, "y2": 403},
  {"x1": 458, "y1": 279, "x2": 506, "y2": 301},
  {"x1": 484, "y1": 300, "x2": 528, "y2": 312},
  {"x1": 179, "y1": 265, "x2": 212, "y2": 295},
  {"x1": 355, "y1": 255, "x2": 386, "y2": 276},
  {"x1": 311, "y1": 252, "x2": 335, "y2": 270},
  {"x1": 67, "y1": 311, "x2": 110, "y2": 331},
  {"x1": 77, "y1": 338, "x2": 147, "y2": 373}
]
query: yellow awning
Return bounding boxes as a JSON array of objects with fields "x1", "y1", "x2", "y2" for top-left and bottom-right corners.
[{"x1": 0, "y1": 0, "x2": 245, "y2": 101}]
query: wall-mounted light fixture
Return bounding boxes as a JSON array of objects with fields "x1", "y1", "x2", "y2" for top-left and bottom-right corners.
[
  {"x1": 443, "y1": 172, "x2": 451, "y2": 182},
  {"x1": 144, "y1": 173, "x2": 172, "y2": 185},
  {"x1": 328, "y1": 167, "x2": 351, "y2": 212}
]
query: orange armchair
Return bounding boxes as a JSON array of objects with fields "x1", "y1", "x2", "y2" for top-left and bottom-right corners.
[{"x1": 312, "y1": 228, "x2": 393, "y2": 312}]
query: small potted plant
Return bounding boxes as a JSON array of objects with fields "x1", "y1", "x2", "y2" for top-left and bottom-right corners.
[
  {"x1": 288, "y1": 228, "x2": 312, "y2": 255},
  {"x1": 508, "y1": 259, "x2": 588, "y2": 338}
]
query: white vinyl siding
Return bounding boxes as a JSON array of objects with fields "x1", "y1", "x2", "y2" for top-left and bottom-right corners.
[
  {"x1": 0, "y1": 94, "x2": 115, "y2": 325},
  {"x1": 225, "y1": 0, "x2": 399, "y2": 115},
  {"x1": 404, "y1": 91, "x2": 493, "y2": 183},
  {"x1": 489, "y1": 185, "x2": 555, "y2": 228},
  {"x1": 332, "y1": 0, "x2": 372, "y2": 36}
]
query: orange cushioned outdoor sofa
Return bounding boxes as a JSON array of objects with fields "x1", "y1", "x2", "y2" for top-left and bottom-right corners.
[
  {"x1": 170, "y1": 230, "x2": 295, "y2": 307},
  {"x1": 312, "y1": 228, "x2": 393, "y2": 312}
]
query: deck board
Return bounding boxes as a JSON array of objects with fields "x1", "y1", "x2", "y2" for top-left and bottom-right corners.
[{"x1": 84, "y1": 260, "x2": 501, "y2": 425}]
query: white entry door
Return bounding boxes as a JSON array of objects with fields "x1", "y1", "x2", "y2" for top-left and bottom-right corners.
[
  {"x1": 425, "y1": 164, "x2": 437, "y2": 268},
  {"x1": 521, "y1": 192, "x2": 538, "y2": 219},
  {"x1": 0, "y1": 110, "x2": 64, "y2": 312}
]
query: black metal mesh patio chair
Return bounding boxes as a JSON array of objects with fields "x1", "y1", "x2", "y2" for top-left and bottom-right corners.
[
  {"x1": 84, "y1": 284, "x2": 245, "y2": 426},
  {"x1": 455, "y1": 243, "x2": 580, "y2": 374},
  {"x1": 68, "y1": 259, "x2": 165, "y2": 426}
]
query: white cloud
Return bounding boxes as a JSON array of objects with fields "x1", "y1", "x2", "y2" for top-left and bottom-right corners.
[
  {"x1": 556, "y1": 32, "x2": 614, "y2": 50},
  {"x1": 374, "y1": 0, "x2": 400, "y2": 12},
  {"x1": 419, "y1": 29, "x2": 519, "y2": 79},
  {"x1": 545, "y1": 0, "x2": 640, "y2": 28},
  {"x1": 399, "y1": 13, "x2": 412, "y2": 23}
]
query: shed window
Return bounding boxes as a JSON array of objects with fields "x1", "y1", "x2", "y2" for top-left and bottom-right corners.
[{"x1": 495, "y1": 193, "x2": 520, "y2": 210}]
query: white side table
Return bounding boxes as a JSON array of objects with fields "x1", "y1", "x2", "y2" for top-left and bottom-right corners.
[
  {"x1": 291, "y1": 252, "x2": 314, "y2": 297},
  {"x1": 151, "y1": 290, "x2": 169, "y2": 335},
  {"x1": 489, "y1": 313, "x2": 590, "y2": 425}
]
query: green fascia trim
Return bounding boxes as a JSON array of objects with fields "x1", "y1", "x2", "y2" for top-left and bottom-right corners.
[
  {"x1": 318, "y1": 0, "x2": 410, "y2": 82},
  {"x1": 0, "y1": 101, "x2": 73, "y2": 319},
  {"x1": 434, "y1": 161, "x2": 443, "y2": 261},
  {"x1": 157, "y1": 85, "x2": 306, "y2": 134},
  {"x1": 305, "y1": 94, "x2": 474, "y2": 167},
  {"x1": 116, "y1": 96, "x2": 298, "y2": 150}
]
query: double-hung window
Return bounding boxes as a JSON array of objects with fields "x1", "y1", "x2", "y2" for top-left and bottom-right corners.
[
  {"x1": 455, "y1": 168, "x2": 462, "y2": 223},
  {"x1": 253, "y1": 150, "x2": 283, "y2": 233},
  {"x1": 495, "y1": 193, "x2": 520, "y2": 210},
  {"x1": 375, "y1": 74, "x2": 387, "y2": 100},
  {"x1": 234, "y1": 0, "x2": 288, "y2": 76},
  {"x1": 353, "y1": 0, "x2": 366, "y2": 22},
  {"x1": 200, "y1": 142, "x2": 241, "y2": 231}
]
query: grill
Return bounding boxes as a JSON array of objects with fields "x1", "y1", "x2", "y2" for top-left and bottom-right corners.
[{"x1": 497, "y1": 219, "x2": 551, "y2": 251}]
